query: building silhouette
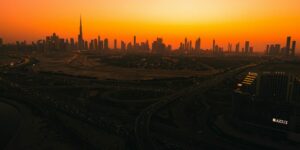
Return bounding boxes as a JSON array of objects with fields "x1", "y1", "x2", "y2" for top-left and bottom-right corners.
[
  {"x1": 212, "y1": 39, "x2": 216, "y2": 52},
  {"x1": 152, "y1": 38, "x2": 168, "y2": 54},
  {"x1": 114, "y1": 39, "x2": 117, "y2": 50},
  {"x1": 70, "y1": 38, "x2": 75, "y2": 50},
  {"x1": 235, "y1": 43, "x2": 240, "y2": 53},
  {"x1": 133, "y1": 35, "x2": 136, "y2": 48},
  {"x1": 266, "y1": 36, "x2": 297, "y2": 57},
  {"x1": 285, "y1": 36, "x2": 291, "y2": 56},
  {"x1": 121, "y1": 41, "x2": 126, "y2": 51},
  {"x1": 78, "y1": 15, "x2": 84, "y2": 50},
  {"x1": 97, "y1": 36, "x2": 101, "y2": 50},
  {"x1": 104, "y1": 38, "x2": 109, "y2": 50},
  {"x1": 245, "y1": 41, "x2": 250, "y2": 53},
  {"x1": 292, "y1": 41, "x2": 296, "y2": 56},
  {"x1": 0, "y1": 38, "x2": 3, "y2": 47},
  {"x1": 195, "y1": 38, "x2": 201, "y2": 51}
]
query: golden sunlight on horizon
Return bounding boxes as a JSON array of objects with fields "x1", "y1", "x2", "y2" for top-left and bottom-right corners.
[{"x1": 1, "y1": 0, "x2": 300, "y2": 51}]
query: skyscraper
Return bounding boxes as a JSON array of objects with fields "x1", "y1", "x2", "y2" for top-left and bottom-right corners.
[
  {"x1": 114, "y1": 39, "x2": 117, "y2": 50},
  {"x1": 291, "y1": 41, "x2": 296, "y2": 56},
  {"x1": 245, "y1": 41, "x2": 250, "y2": 53},
  {"x1": 78, "y1": 15, "x2": 84, "y2": 50},
  {"x1": 266, "y1": 45, "x2": 269, "y2": 55},
  {"x1": 0, "y1": 38, "x2": 3, "y2": 47},
  {"x1": 184, "y1": 38, "x2": 188, "y2": 51},
  {"x1": 212, "y1": 39, "x2": 216, "y2": 52},
  {"x1": 104, "y1": 38, "x2": 109, "y2": 50},
  {"x1": 285, "y1": 36, "x2": 291, "y2": 56},
  {"x1": 121, "y1": 41, "x2": 126, "y2": 50},
  {"x1": 94, "y1": 39, "x2": 97, "y2": 50},
  {"x1": 152, "y1": 38, "x2": 167, "y2": 54},
  {"x1": 195, "y1": 38, "x2": 201, "y2": 50},
  {"x1": 133, "y1": 35, "x2": 136, "y2": 48},
  {"x1": 235, "y1": 43, "x2": 240, "y2": 53},
  {"x1": 90, "y1": 39, "x2": 94, "y2": 50},
  {"x1": 97, "y1": 36, "x2": 101, "y2": 50},
  {"x1": 71, "y1": 38, "x2": 75, "y2": 50}
]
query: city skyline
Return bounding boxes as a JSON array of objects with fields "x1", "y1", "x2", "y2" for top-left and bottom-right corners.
[
  {"x1": 1, "y1": 0, "x2": 300, "y2": 51},
  {"x1": 0, "y1": 17, "x2": 296, "y2": 56}
]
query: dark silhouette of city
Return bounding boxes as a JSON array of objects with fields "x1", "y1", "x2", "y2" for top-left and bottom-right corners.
[{"x1": 0, "y1": 15, "x2": 300, "y2": 150}]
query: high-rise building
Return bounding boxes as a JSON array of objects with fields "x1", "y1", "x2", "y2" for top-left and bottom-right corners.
[
  {"x1": 133, "y1": 35, "x2": 136, "y2": 47},
  {"x1": 245, "y1": 41, "x2": 250, "y2": 53},
  {"x1": 232, "y1": 72, "x2": 300, "y2": 139},
  {"x1": 121, "y1": 41, "x2": 126, "y2": 50},
  {"x1": 104, "y1": 38, "x2": 109, "y2": 50},
  {"x1": 235, "y1": 43, "x2": 240, "y2": 53},
  {"x1": 266, "y1": 45, "x2": 269, "y2": 54},
  {"x1": 0, "y1": 38, "x2": 3, "y2": 47},
  {"x1": 97, "y1": 36, "x2": 101, "y2": 50},
  {"x1": 89, "y1": 39, "x2": 94, "y2": 50},
  {"x1": 291, "y1": 41, "x2": 296, "y2": 56},
  {"x1": 285, "y1": 36, "x2": 291, "y2": 56},
  {"x1": 212, "y1": 39, "x2": 216, "y2": 52},
  {"x1": 184, "y1": 38, "x2": 188, "y2": 51},
  {"x1": 70, "y1": 38, "x2": 75, "y2": 50},
  {"x1": 195, "y1": 38, "x2": 201, "y2": 50},
  {"x1": 275, "y1": 44, "x2": 281, "y2": 55},
  {"x1": 145, "y1": 40, "x2": 150, "y2": 51},
  {"x1": 99, "y1": 40, "x2": 104, "y2": 50},
  {"x1": 114, "y1": 39, "x2": 117, "y2": 50},
  {"x1": 249, "y1": 47, "x2": 253, "y2": 53},
  {"x1": 94, "y1": 39, "x2": 97, "y2": 50},
  {"x1": 84, "y1": 41, "x2": 88, "y2": 50},
  {"x1": 65, "y1": 39, "x2": 70, "y2": 50},
  {"x1": 152, "y1": 38, "x2": 168, "y2": 54},
  {"x1": 78, "y1": 15, "x2": 84, "y2": 50}
]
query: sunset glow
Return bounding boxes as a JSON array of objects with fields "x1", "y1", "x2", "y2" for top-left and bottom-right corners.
[{"x1": 1, "y1": 0, "x2": 300, "y2": 51}]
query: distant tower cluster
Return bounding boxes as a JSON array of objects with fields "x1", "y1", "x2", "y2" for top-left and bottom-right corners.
[
  {"x1": 211, "y1": 39, "x2": 224, "y2": 55},
  {"x1": 125, "y1": 35, "x2": 150, "y2": 53},
  {"x1": 152, "y1": 38, "x2": 170, "y2": 54},
  {"x1": 3, "y1": 15, "x2": 298, "y2": 57},
  {"x1": 266, "y1": 36, "x2": 296, "y2": 57},
  {"x1": 178, "y1": 37, "x2": 201, "y2": 54}
]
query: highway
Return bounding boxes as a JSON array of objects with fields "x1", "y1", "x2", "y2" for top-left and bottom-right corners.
[{"x1": 134, "y1": 63, "x2": 261, "y2": 150}]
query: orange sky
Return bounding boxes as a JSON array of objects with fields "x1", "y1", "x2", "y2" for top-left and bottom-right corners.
[{"x1": 1, "y1": 0, "x2": 300, "y2": 51}]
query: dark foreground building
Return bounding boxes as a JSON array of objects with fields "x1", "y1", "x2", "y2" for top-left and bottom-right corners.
[{"x1": 232, "y1": 72, "x2": 300, "y2": 140}]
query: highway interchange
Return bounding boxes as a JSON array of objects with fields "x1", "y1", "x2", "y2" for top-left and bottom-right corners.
[{"x1": 134, "y1": 62, "x2": 261, "y2": 150}]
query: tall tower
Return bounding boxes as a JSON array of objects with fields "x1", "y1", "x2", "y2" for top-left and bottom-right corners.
[
  {"x1": 114, "y1": 39, "x2": 117, "y2": 50},
  {"x1": 235, "y1": 43, "x2": 240, "y2": 53},
  {"x1": 212, "y1": 39, "x2": 215, "y2": 52},
  {"x1": 134, "y1": 35, "x2": 136, "y2": 47},
  {"x1": 195, "y1": 38, "x2": 201, "y2": 50},
  {"x1": 245, "y1": 41, "x2": 250, "y2": 53},
  {"x1": 78, "y1": 15, "x2": 84, "y2": 50},
  {"x1": 285, "y1": 36, "x2": 291, "y2": 56}
]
